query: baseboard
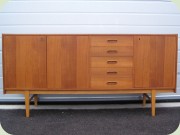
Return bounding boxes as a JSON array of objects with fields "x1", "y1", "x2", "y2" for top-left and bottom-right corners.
[{"x1": 0, "y1": 98, "x2": 180, "y2": 105}]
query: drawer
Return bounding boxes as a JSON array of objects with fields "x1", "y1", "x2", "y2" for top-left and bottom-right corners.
[
  {"x1": 91, "y1": 68, "x2": 133, "y2": 78},
  {"x1": 91, "y1": 36, "x2": 133, "y2": 46},
  {"x1": 91, "y1": 46, "x2": 133, "y2": 57},
  {"x1": 91, "y1": 57, "x2": 133, "y2": 68},
  {"x1": 91, "y1": 78, "x2": 133, "y2": 89}
]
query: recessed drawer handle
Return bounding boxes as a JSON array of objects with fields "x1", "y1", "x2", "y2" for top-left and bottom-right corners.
[
  {"x1": 107, "y1": 50, "x2": 118, "y2": 54},
  {"x1": 107, "y1": 40, "x2": 118, "y2": 43},
  {"x1": 106, "y1": 81, "x2": 118, "y2": 85},
  {"x1": 107, "y1": 60, "x2": 118, "y2": 64},
  {"x1": 107, "y1": 71, "x2": 118, "y2": 75}
]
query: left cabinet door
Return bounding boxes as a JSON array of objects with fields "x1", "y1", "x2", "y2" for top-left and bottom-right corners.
[
  {"x1": 47, "y1": 36, "x2": 90, "y2": 89},
  {"x1": 3, "y1": 35, "x2": 47, "y2": 89}
]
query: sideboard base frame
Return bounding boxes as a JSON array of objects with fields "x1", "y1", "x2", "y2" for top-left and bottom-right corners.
[{"x1": 5, "y1": 89, "x2": 174, "y2": 117}]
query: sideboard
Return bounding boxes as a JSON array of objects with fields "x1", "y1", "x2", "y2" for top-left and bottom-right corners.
[{"x1": 2, "y1": 34, "x2": 178, "y2": 117}]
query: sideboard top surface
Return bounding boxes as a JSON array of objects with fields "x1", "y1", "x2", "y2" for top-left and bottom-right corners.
[{"x1": 2, "y1": 34, "x2": 178, "y2": 36}]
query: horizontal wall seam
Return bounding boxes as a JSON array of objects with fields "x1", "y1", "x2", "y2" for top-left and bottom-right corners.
[
  {"x1": 1, "y1": 12, "x2": 179, "y2": 15},
  {"x1": 0, "y1": 24, "x2": 180, "y2": 26},
  {"x1": 6, "y1": 1, "x2": 172, "y2": 3}
]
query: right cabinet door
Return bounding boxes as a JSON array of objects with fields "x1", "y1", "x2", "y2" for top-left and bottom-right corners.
[{"x1": 134, "y1": 35, "x2": 177, "y2": 88}]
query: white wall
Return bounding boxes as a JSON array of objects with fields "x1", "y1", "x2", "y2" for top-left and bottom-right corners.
[{"x1": 0, "y1": 0, "x2": 180, "y2": 101}]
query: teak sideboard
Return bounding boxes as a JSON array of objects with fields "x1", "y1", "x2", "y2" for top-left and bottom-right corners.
[{"x1": 2, "y1": 34, "x2": 178, "y2": 117}]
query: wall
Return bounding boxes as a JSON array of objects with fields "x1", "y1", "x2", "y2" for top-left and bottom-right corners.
[{"x1": 0, "y1": 0, "x2": 180, "y2": 101}]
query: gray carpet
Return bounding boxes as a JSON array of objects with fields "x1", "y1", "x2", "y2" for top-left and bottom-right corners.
[{"x1": 0, "y1": 108, "x2": 180, "y2": 135}]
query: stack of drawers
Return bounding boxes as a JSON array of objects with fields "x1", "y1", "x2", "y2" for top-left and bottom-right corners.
[{"x1": 90, "y1": 36, "x2": 134, "y2": 89}]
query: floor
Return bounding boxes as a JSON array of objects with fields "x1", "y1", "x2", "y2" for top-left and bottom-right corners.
[{"x1": 0, "y1": 107, "x2": 180, "y2": 135}]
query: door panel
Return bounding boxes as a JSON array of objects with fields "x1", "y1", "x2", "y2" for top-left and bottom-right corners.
[
  {"x1": 3, "y1": 36, "x2": 17, "y2": 88},
  {"x1": 134, "y1": 36, "x2": 150, "y2": 87},
  {"x1": 76, "y1": 36, "x2": 90, "y2": 88},
  {"x1": 134, "y1": 35, "x2": 177, "y2": 88},
  {"x1": 164, "y1": 36, "x2": 177, "y2": 87},
  {"x1": 149, "y1": 36, "x2": 165, "y2": 87},
  {"x1": 47, "y1": 36, "x2": 90, "y2": 89},
  {"x1": 47, "y1": 36, "x2": 62, "y2": 88},
  {"x1": 3, "y1": 36, "x2": 47, "y2": 89},
  {"x1": 16, "y1": 36, "x2": 47, "y2": 88},
  {"x1": 61, "y1": 36, "x2": 77, "y2": 89}
]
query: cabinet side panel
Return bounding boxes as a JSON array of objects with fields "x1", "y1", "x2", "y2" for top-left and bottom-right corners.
[
  {"x1": 47, "y1": 36, "x2": 62, "y2": 88},
  {"x1": 163, "y1": 36, "x2": 177, "y2": 88},
  {"x1": 61, "y1": 36, "x2": 77, "y2": 89},
  {"x1": 77, "y1": 36, "x2": 90, "y2": 89},
  {"x1": 3, "y1": 36, "x2": 16, "y2": 88}
]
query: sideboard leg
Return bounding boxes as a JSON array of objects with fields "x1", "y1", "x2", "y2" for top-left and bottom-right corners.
[
  {"x1": 34, "y1": 94, "x2": 38, "y2": 106},
  {"x1": 151, "y1": 90, "x2": 156, "y2": 117},
  {"x1": 25, "y1": 91, "x2": 30, "y2": 118},
  {"x1": 142, "y1": 94, "x2": 146, "y2": 107}
]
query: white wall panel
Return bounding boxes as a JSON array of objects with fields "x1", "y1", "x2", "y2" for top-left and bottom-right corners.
[
  {"x1": 177, "y1": 63, "x2": 180, "y2": 90},
  {"x1": 1, "y1": 1, "x2": 179, "y2": 14},
  {"x1": 177, "y1": 63, "x2": 180, "y2": 73},
  {"x1": 0, "y1": 0, "x2": 180, "y2": 101},
  {"x1": 0, "y1": 66, "x2": 2, "y2": 78},
  {"x1": 0, "y1": 13, "x2": 180, "y2": 26},
  {"x1": 178, "y1": 52, "x2": 180, "y2": 63},
  {"x1": 177, "y1": 75, "x2": 180, "y2": 89},
  {"x1": 0, "y1": 78, "x2": 3, "y2": 89},
  {"x1": 0, "y1": 38, "x2": 2, "y2": 51},
  {"x1": 1, "y1": 26, "x2": 180, "y2": 37},
  {"x1": 0, "y1": 52, "x2": 2, "y2": 64},
  {"x1": 178, "y1": 38, "x2": 180, "y2": 50}
]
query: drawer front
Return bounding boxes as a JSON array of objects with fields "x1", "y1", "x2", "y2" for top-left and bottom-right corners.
[
  {"x1": 91, "y1": 68, "x2": 133, "y2": 78},
  {"x1": 91, "y1": 46, "x2": 133, "y2": 57},
  {"x1": 91, "y1": 36, "x2": 133, "y2": 46},
  {"x1": 91, "y1": 78, "x2": 133, "y2": 89},
  {"x1": 91, "y1": 57, "x2": 133, "y2": 68}
]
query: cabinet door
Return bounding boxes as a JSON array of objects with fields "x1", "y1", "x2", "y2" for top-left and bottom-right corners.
[
  {"x1": 47, "y1": 36, "x2": 90, "y2": 89},
  {"x1": 3, "y1": 35, "x2": 47, "y2": 89},
  {"x1": 134, "y1": 35, "x2": 177, "y2": 88}
]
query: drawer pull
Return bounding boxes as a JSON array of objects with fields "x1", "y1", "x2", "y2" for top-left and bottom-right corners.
[
  {"x1": 107, "y1": 60, "x2": 118, "y2": 64},
  {"x1": 107, "y1": 71, "x2": 118, "y2": 75},
  {"x1": 106, "y1": 81, "x2": 117, "y2": 85},
  {"x1": 107, "y1": 50, "x2": 118, "y2": 54},
  {"x1": 107, "y1": 40, "x2": 118, "y2": 43}
]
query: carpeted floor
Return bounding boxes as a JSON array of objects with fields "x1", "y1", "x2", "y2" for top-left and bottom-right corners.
[{"x1": 0, "y1": 108, "x2": 180, "y2": 135}]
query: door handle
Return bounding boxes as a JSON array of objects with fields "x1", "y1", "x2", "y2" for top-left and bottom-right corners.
[
  {"x1": 107, "y1": 60, "x2": 118, "y2": 64},
  {"x1": 107, "y1": 40, "x2": 118, "y2": 43},
  {"x1": 107, "y1": 71, "x2": 118, "y2": 75},
  {"x1": 107, "y1": 50, "x2": 118, "y2": 54},
  {"x1": 106, "y1": 81, "x2": 118, "y2": 85}
]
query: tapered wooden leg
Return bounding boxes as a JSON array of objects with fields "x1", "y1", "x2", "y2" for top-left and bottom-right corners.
[
  {"x1": 34, "y1": 94, "x2": 38, "y2": 106},
  {"x1": 143, "y1": 94, "x2": 146, "y2": 107},
  {"x1": 25, "y1": 91, "x2": 30, "y2": 118},
  {"x1": 151, "y1": 90, "x2": 156, "y2": 117}
]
